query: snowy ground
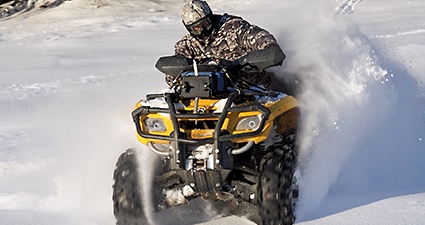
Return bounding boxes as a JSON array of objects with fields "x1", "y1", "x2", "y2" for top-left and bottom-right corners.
[{"x1": 0, "y1": 0, "x2": 424, "y2": 224}]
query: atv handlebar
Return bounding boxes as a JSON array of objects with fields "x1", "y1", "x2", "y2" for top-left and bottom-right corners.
[{"x1": 155, "y1": 44, "x2": 285, "y2": 77}]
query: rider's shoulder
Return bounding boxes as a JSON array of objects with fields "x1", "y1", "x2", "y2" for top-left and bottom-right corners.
[{"x1": 218, "y1": 13, "x2": 244, "y2": 24}]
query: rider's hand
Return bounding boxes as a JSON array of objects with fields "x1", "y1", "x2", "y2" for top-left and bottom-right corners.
[
  {"x1": 216, "y1": 59, "x2": 232, "y2": 68},
  {"x1": 225, "y1": 59, "x2": 244, "y2": 74},
  {"x1": 199, "y1": 58, "x2": 244, "y2": 74}
]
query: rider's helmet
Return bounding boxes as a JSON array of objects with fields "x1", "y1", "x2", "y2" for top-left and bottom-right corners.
[{"x1": 182, "y1": 0, "x2": 214, "y2": 40}]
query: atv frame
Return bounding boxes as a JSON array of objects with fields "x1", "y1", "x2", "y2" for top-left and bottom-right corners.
[{"x1": 113, "y1": 53, "x2": 300, "y2": 225}]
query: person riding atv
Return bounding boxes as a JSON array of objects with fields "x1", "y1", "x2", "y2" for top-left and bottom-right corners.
[
  {"x1": 166, "y1": 0, "x2": 286, "y2": 88},
  {"x1": 112, "y1": 1, "x2": 300, "y2": 225}
]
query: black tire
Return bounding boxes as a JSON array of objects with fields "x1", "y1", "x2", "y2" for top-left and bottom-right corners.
[
  {"x1": 257, "y1": 144, "x2": 297, "y2": 225},
  {"x1": 113, "y1": 148, "x2": 148, "y2": 225}
]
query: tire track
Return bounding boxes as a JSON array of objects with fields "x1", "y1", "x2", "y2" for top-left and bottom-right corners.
[
  {"x1": 336, "y1": 0, "x2": 363, "y2": 15},
  {"x1": 0, "y1": 70, "x2": 143, "y2": 101}
]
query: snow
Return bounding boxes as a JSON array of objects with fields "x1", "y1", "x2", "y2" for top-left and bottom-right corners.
[{"x1": 1, "y1": 0, "x2": 424, "y2": 224}]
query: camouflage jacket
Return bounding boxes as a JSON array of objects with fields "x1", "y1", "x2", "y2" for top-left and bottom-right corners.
[{"x1": 174, "y1": 14, "x2": 279, "y2": 62}]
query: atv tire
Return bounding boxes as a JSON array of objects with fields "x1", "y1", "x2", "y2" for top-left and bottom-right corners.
[
  {"x1": 257, "y1": 144, "x2": 297, "y2": 225},
  {"x1": 113, "y1": 148, "x2": 148, "y2": 225}
]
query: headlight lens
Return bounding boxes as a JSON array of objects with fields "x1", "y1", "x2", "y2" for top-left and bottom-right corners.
[
  {"x1": 235, "y1": 116, "x2": 261, "y2": 131},
  {"x1": 144, "y1": 118, "x2": 166, "y2": 132}
]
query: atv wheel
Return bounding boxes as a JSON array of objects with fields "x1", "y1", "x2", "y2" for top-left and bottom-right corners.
[
  {"x1": 257, "y1": 144, "x2": 297, "y2": 225},
  {"x1": 113, "y1": 148, "x2": 148, "y2": 225}
]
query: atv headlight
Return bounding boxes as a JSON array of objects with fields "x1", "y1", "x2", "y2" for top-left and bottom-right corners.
[
  {"x1": 235, "y1": 116, "x2": 261, "y2": 131},
  {"x1": 144, "y1": 118, "x2": 166, "y2": 132}
]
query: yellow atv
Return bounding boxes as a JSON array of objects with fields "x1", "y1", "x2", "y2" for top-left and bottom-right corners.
[{"x1": 113, "y1": 49, "x2": 300, "y2": 225}]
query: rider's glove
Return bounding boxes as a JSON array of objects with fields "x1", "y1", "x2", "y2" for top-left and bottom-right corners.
[{"x1": 215, "y1": 59, "x2": 243, "y2": 74}]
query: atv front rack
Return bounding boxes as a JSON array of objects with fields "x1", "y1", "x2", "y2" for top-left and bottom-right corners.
[{"x1": 132, "y1": 91, "x2": 271, "y2": 170}]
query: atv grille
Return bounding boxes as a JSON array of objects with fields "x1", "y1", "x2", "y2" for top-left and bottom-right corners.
[{"x1": 179, "y1": 120, "x2": 218, "y2": 130}]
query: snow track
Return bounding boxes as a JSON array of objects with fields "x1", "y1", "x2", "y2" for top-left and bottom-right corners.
[
  {"x1": 335, "y1": 0, "x2": 363, "y2": 15},
  {"x1": 0, "y1": 71, "x2": 143, "y2": 101}
]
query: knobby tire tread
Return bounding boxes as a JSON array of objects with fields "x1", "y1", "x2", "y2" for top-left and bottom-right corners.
[
  {"x1": 112, "y1": 148, "x2": 148, "y2": 225},
  {"x1": 257, "y1": 145, "x2": 296, "y2": 225}
]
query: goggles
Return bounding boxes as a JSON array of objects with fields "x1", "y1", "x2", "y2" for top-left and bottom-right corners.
[{"x1": 185, "y1": 16, "x2": 213, "y2": 36}]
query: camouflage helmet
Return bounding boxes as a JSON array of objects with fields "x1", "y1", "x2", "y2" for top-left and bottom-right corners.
[
  {"x1": 182, "y1": 0, "x2": 214, "y2": 39},
  {"x1": 182, "y1": 0, "x2": 212, "y2": 26}
]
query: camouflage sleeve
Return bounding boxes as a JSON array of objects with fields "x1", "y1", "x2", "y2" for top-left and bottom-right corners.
[
  {"x1": 229, "y1": 18, "x2": 278, "y2": 51},
  {"x1": 174, "y1": 35, "x2": 194, "y2": 59}
]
